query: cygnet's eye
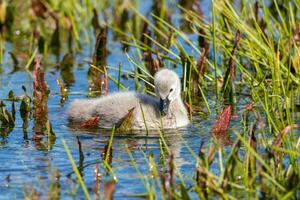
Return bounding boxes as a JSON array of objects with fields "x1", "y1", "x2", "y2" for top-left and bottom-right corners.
[{"x1": 170, "y1": 88, "x2": 173, "y2": 92}]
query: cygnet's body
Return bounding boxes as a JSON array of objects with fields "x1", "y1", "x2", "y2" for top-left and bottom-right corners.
[{"x1": 68, "y1": 69, "x2": 189, "y2": 129}]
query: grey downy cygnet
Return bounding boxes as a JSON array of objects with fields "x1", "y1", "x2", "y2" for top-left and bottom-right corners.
[{"x1": 67, "y1": 69, "x2": 189, "y2": 129}]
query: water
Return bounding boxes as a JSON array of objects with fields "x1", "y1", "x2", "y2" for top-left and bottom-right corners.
[
  {"x1": 0, "y1": 44, "x2": 219, "y2": 198},
  {"x1": 0, "y1": 91, "x2": 212, "y2": 199},
  {"x1": 0, "y1": 0, "x2": 252, "y2": 199}
]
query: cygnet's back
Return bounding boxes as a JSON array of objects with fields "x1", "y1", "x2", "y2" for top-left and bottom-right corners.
[
  {"x1": 68, "y1": 92, "x2": 164, "y2": 129},
  {"x1": 68, "y1": 69, "x2": 189, "y2": 129}
]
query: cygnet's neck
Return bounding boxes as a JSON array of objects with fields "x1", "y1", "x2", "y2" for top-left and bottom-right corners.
[{"x1": 169, "y1": 96, "x2": 187, "y2": 115}]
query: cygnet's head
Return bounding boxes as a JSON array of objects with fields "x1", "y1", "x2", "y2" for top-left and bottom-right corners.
[{"x1": 154, "y1": 69, "x2": 181, "y2": 116}]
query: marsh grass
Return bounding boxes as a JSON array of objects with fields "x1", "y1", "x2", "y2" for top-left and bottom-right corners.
[
  {"x1": 62, "y1": 139, "x2": 92, "y2": 200},
  {"x1": 0, "y1": 0, "x2": 299, "y2": 199}
]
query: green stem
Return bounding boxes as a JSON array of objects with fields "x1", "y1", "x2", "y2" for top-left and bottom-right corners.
[
  {"x1": 62, "y1": 139, "x2": 91, "y2": 200},
  {"x1": 212, "y1": 0, "x2": 218, "y2": 99}
]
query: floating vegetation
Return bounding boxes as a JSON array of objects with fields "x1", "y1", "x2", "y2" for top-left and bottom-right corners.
[
  {"x1": 0, "y1": 100, "x2": 14, "y2": 135},
  {"x1": 88, "y1": 26, "x2": 108, "y2": 97},
  {"x1": 31, "y1": 57, "x2": 56, "y2": 150},
  {"x1": 20, "y1": 86, "x2": 31, "y2": 135},
  {"x1": 56, "y1": 77, "x2": 68, "y2": 105},
  {"x1": 59, "y1": 53, "x2": 75, "y2": 86},
  {"x1": 211, "y1": 105, "x2": 232, "y2": 145},
  {"x1": 32, "y1": 58, "x2": 49, "y2": 134}
]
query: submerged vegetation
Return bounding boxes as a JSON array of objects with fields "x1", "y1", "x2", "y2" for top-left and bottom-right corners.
[{"x1": 0, "y1": 0, "x2": 299, "y2": 199}]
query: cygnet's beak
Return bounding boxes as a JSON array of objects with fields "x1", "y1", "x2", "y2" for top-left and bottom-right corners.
[{"x1": 159, "y1": 97, "x2": 170, "y2": 116}]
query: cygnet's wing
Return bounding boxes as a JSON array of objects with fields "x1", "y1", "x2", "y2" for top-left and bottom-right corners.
[
  {"x1": 92, "y1": 92, "x2": 139, "y2": 126},
  {"x1": 68, "y1": 92, "x2": 156, "y2": 127}
]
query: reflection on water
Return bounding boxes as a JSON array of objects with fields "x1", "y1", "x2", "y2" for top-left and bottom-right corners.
[
  {"x1": 0, "y1": 114, "x2": 212, "y2": 199},
  {"x1": 0, "y1": 0, "x2": 220, "y2": 199},
  {"x1": 0, "y1": 66, "x2": 223, "y2": 198},
  {"x1": 0, "y1": 66, "x2": 216, "y2": 198}
]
